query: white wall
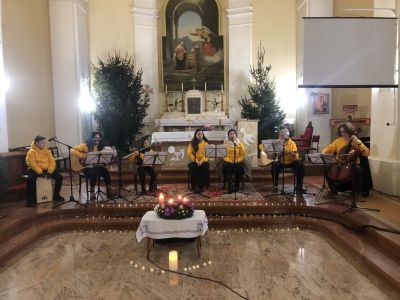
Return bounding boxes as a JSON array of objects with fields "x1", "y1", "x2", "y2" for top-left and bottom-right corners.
[{"x1": 0, "y1": 1, "x2": 8, "y2": 152}]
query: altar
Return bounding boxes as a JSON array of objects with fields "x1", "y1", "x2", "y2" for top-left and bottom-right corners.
[{"x1": 151, "y1": 130, "x2": 227, "y2": 169}]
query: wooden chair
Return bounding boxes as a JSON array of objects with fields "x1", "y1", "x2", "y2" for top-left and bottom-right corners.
[
  {"x1": 292, "y1": 122, "x2": 314, "y2": 156},
  {"x1": 311, "y1": 135, "x2": 320, "y2": 153}
]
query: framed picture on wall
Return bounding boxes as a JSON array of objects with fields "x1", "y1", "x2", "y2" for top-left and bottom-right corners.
[{"x1": 311, "y1": 93, "x2": 329, "y2": 114}]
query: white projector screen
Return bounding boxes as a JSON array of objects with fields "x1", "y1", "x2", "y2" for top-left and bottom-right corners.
[{"x1": 301, "y1": 17, "x2": 398, "y2": 88}]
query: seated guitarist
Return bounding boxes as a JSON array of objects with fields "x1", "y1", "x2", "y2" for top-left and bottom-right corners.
[
  {"x1": 71, "y1": 132, "x2": 112, "y2": 199},
  {"x1": 270, "y1": 128, "x2": 305, "y2": 194},
  {"x1": 322, "y1": 122, "x2": 370, "y2": 197},
  {"x1": 128, "y1": 137, "x2": 157, "y2": 195}
]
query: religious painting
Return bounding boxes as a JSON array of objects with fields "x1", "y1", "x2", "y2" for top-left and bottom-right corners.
[
  {"x1": 311, "y1": 93, "x2": 329, "y2": 114},
  {"x1": 163, "y1": 0, "x2": 224, "y2": 91}
]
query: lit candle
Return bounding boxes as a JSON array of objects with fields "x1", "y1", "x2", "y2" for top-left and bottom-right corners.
[
  {"x1": 205, "y1": 81, "x2": 207, "y2": 92},
  {"x1": 178, "y1": 195, "x2": 182, "y2": 203},
  {"x1": 183, "y1": 197, "x2": 188, "y2": 203},
  {"x1": 159, "y1": 193, "x2": 165, "y2": 204},
  {"x1": 169, "y1": 250, "x2": 178, "y2": 271},
  {"x1": 181, "y1": 82, "x2": 184, "y2": 92},
  {"x1": 165, "y1": 84, "x2": 168, "y2": 94},
  {"x1": 168, "y1": 199, "x2": 174, "y2": 205}
]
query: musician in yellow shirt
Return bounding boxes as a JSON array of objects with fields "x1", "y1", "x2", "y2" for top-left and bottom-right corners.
[
  {"x1": 187, "y1": 129, "x2": 209, "y2": 193},
  {"x1": 322, "y1": 122, "x2": 370, "y2": 197},
  {"x1": 25, "y1": 135, "x2": 64, "y2": 207},
  {"x1": 270, "y1": 128, "x2": 305, "y2": 194},
  {"x1": 71, "y1": 132, "x2": 112, "y2": 199},
  {"x1": 223, "y1": 129, "x2": 245, "y2": 193}
]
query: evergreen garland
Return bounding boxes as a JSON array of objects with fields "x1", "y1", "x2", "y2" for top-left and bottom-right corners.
[
  {"x1": 92, "y1": 52, "x2": 150, "y2": 154},
  {"x1": 239, "y1": 45, "x2": 286, "y2": 140}
]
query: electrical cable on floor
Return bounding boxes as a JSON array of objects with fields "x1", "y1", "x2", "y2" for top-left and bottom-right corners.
[{"x1": 148, "y1": 258, "x2": 249, "y2": 300}]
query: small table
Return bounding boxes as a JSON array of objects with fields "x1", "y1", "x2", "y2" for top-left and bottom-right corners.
[{"x1": 135, "y1": 210, "x2": 208, "y2": 259}]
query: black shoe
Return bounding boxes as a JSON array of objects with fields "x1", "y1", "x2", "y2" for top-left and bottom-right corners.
[
  {"x1": 140, "y1": 191, "x2": 147, "y2": 196},
  {"x1": 53, "y1": 194, "x2": 65, "y2": 202},
  {"x1": 26, "y1": 202, "x2": 37, "y2": 208}
]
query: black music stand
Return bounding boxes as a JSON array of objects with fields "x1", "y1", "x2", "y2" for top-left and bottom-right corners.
[
  {"x1": 205, "y1": 144, "x2": 227, "y2": 194},
  {"x1": 263, "y1": 140, "x2": 293, "y2": 201},
  {"x1": 134, "y1": 151, "x2": 166, "y2": 201},
  {"x1": 114, "y1": 150, "x2": 134, "y2": 204},
  {"x1": 84, "y1": 151, "x2": 115, "y2": 203},
  {"x1": 339, "y1": 159, "x2": 380, "y2": 213},
  {"x1": 308, "y1": 153, "x2": 336, "y2": 204},
  {"x1": 52, "y1": 138, "x2": 87, "y2": 209}
]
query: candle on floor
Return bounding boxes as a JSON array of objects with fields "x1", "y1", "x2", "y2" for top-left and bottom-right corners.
[{"x1": 169, "y1": 250, "x2": 178, "y2": 271}]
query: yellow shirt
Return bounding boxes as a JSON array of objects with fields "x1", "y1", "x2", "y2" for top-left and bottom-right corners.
[
  {"x1": 322, "y1": 137, "x2": 369, "y2": 163},
  {"x1": 187, "y1": 140, "x2": 209, "y2": 162},
  {"x1": 26, "y1": 142, "x2": 56, "y2": 174},
  {"x1": 71, "y1": 143, "x2": 99, "y2": 159},
  {"x1": 223, "y1": 140, "x2": 245, "y2": 163},
  {"x1": 259, "y1": 138, "x2": 299, "y2": 165}
]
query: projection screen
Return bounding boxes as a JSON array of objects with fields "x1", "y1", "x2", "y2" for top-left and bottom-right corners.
[{"x1": 301, "y1": 17, "x2": 398, "y2": 88}]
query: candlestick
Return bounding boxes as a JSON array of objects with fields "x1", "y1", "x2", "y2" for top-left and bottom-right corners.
[
  {"x1": 159, "y1": 193, "x2": 165, "y2": 204},
  {"x1": 181, "y1": 82, "x2": 183, "y2": 92},
  {"x1": 205, "y1": 81, "x2": 207, "y2": 92},
  {"x1": 169, "y1": 250, "x2": 178, "y2": 271},
  {"x1": 165, "y1": 84, "x2": 168, "y2": 94}
]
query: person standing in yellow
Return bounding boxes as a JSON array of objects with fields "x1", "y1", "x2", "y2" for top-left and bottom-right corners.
[
  {"x1": 270, "y1": 128, "x2": 305, "y2": 194},
  {"x1": 187, "y1": 129, "x2": 209, "y2": 193},
  {"x1": 26, "y1": 135, "x2": 64, "y2": 207},
  {"x1": 223, "y1": 129, "x2": 245, "y2": 193}
]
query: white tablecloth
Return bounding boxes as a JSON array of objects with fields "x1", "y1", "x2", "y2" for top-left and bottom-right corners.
[
  {"x1": 151, "y1": 131, "x2": 226, "y2": 143},
  {"x1": 135, "y1": 210, "x2": 208, "y2": 243}
]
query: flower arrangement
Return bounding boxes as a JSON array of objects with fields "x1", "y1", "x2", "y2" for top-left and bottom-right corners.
[{"x1": 154, "y1": 194, "x2": 194, "y2": 220}]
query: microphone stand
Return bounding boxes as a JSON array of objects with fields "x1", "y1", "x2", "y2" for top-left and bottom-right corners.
[{"x1": 51, "y1": 138, "x2": 86, "y2": 209}]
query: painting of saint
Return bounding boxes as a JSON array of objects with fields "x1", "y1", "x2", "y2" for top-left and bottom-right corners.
[{"x1": 163, "y1": 0, "x2": 224, "y2": 90}]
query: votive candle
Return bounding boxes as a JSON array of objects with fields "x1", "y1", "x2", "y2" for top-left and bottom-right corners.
[
  {"x1": 169, "y1": 250, "x2": 178, "y2": 271},
  {"x1": 159, "y1": 193, "x2": 165, "y2": 204}
]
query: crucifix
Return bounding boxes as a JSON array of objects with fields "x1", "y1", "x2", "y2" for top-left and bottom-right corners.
[{"x1": 191, "y1": 77, "x2": 197, "y2": 90}]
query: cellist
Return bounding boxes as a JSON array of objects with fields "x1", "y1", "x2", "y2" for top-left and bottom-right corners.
[{"x1": 322, "y1": 122, "x2": 370, "y2": 197}]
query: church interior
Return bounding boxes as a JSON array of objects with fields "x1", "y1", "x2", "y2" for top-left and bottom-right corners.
[{"x1": 1, "y1": 0, "x2": 400, "y2": 299}]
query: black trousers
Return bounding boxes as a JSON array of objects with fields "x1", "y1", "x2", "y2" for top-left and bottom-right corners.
[
  {"x1": 223, "y1": 162, "x2": 244, "y2": 189},
  {"x1": 271, "y1": 161, "x2": 304, "y2": 190},
  {"x1": 82, "y1": 166, "x2": 111, "y2": 189},
  {"x1": 325, "y1": 164, "x2": 363, "y2": 194},
  {"x1": 188, "y1": 161, "x2": 209, "y2": 190},
  {"x1": 138, "y1": 165, "x2": 157, "y2": 192},
  {"x1": 27, "y1": 169, "x2": 63, "y2": 204}
]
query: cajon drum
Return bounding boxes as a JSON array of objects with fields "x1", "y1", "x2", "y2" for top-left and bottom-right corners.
[{"x1": 36, "y1": 177, "x2": 53, "y2": 203}]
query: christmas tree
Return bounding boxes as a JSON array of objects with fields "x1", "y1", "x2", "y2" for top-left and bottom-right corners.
[
  {"x1": 93, "y1": 52, "x2": 150, "y2": 154},
  {"x1": 239, "y1": 44, "x2": 286, "y2": 140}
]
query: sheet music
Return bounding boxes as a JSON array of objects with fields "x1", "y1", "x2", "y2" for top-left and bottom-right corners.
[
  {"x1": 216, "y1": 145, "x2": 227, "y2": 158},
  {"x1": 205, "y1": 144, "x2": 216, "y2": 158},
  {"x1": 320, "y1": 153, "x2": 337, "y2": 164},
  {"x1": 261, "y1": 140, "x2": 274, "y2": 153},
  {"x1": 142, "y1": 151, "x2": 167, "y2": 165},
  {"x1": 307, "y1": 153, "x2": 324, "y2": 164},
  {"x1": 272, "y1": 140, "x2": 284, "y2": 153},
  {"x1": 84, "y1": 151, "x2": 114, "y2": 164}
]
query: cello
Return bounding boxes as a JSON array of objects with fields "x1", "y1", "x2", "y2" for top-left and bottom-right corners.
[{"x1": 327, "y1": 136, "x2": 361, "y2": 183}]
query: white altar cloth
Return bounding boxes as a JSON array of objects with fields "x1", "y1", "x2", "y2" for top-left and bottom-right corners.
[
  {"x1": 151, "y1": 131, "x2": 226, "y2": 144},
  {"x1": 135, "y1": 210, "x2": 208, "y2": 243},
  {"x1": 156, "y1": 118, "x2": 233, "y2": 127}
]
